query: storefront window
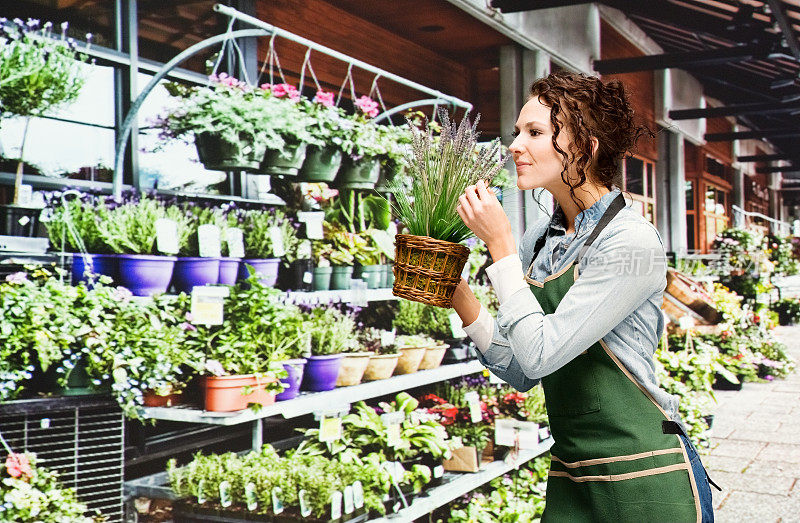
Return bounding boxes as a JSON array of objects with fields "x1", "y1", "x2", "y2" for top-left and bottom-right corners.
[
  {"x1": 624, "y1": 156, "x2": 644, "y2": 195},
  {"x1": 685, "y1": 180, "x2": 694, "y2": 211},
  {"x1": 623, "y1": 155, "x2": 656, "y2": 225}
]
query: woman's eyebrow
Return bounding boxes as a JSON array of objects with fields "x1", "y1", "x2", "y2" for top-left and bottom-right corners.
[{"x1": 521, "y1": 120, "x2": 547, "y2": 129}]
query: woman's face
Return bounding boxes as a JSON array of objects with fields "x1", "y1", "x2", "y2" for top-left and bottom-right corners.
[{"x1": 509, "y1": 97, "x2": 572, "y2": 192}]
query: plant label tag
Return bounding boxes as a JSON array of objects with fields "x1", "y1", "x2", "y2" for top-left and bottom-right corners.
[
  {"x1": 299, "y1": 490, "x2": 311, "y2": 517},
  {"x1": 343, "y1": 485, "x2": 355, "y2": 514},
  {"x1": 331, "y1": 491, "x2": 343, "y2": 519},
  {"x1": 495, "y1": 419, "x2": 539, "y2": 450},
  {"x1": 380, "y1": 330, "x2": 396, "y2": 347},
  {"x1": 433, "y1": 465, "x2": 444, "y2": 479},
  {"x1": 298, "y1": 211, "x2": 325, "y2": 239},
  {"x1": 352, "y1": 481, "x2": 364, "y2": 509},
  {"x1": 539, "y1": 426, "x2": 550, "y2": 442},
  {"x1": 271, "y1": 487, "x2": 284, "y2": 514},
  {"x1": 219, "y1": 480, "x2": 232, "y2": 508},
  {"x1": 449, "y1": 312, "x2": 467, "y2": 338},
  {"x1": 196, "y1": 479, "x2": 206, "y2": 504},
  {"x1": 245, "y1": 482, "x2": 257, "y2": 511},
  {"x1": 197, "y1": 224, "x2": 222, "y2": 258},
  {"x1": 269, "y1": 226, "x2": 286, "y2": 257},
  {"x1": 155, "y1": 218, "x2": 179, "y2": 254},
  {"x1": 386, "y1": 423, "x2": 402, "y2": 447},
  {"x1": 465, "y1": 391, "x2": 482, "y2": 423},
  {"x1": 381, "y1": 411, "x2": 405, "y2": 426},
  {"x1": 319, "y1": 416, "x2": 343, "y2": 442},
  {"x1": 224, "y1": 228, "x2": 245, "y2": 259},
  {"x1": 191, "y1": 286, "x2": 229, "y2": 326},
  {"x1": 351, "y1": 278, "x2": 367, "y2": 307},
  {"x1": 17, "y1": 185, "x2": 33, "y2": 206},
  {"x1": 303, "y1": 271, "x2": 313, "y2": 283},
  {"x1": 298, "y1": 239, "x2": 312, "y2": 259}
]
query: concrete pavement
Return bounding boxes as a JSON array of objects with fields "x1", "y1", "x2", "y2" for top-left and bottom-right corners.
[{"x1": 706, "y1": 326, "x2": 800, "y2": 523}]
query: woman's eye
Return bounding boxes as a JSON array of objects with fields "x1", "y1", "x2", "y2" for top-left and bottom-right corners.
[
  {"x1": 529, "y1": 129, "x2": 541, "y2": 137},
  {"x1": 510, "y1": 130, "x2": 520, "y2": 138}
]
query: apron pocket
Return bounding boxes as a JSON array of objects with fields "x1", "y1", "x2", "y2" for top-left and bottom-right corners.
[
  {"x1": 543, "y1": 352, "x2": 601, "y2": 417},
  {"x1": 609, "y1": 467, "x2": 698, "y2": 522}
]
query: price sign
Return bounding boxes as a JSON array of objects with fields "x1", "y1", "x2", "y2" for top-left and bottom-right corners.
[
  {"x1": 538, "y1": 426, "x2": 551, "y2": 442},
  {"x1": 272, "y1": 487, "x2": 284, "y2": 514},
  {"x1": 190, "y1": 286, "x2": 230, "y2": 326},
  {"x1": 269, "y1": 226, "x2": 286, "y2": 257},
  {"x1": 380, "y1": 330, "x2": 396, "y2": 347},
  {"x1": 386, "y1": 423, "x2": 402, "y2": 447},
  {"x1": 155, "y1": 218, "x2": 179, "y2": 255},
  {"x1": 224, "y1": 228, "x2": 245, "y2": 259},
  {"x1": 433, "y1": 465, "x2": 444, "y2": 479},
  {"x1": 298, "y1": 211, "x2": 324, "y2": 239},
  {"x1": 449, "y1": 312, "x2": 467, "y2": 338},
  {"x1": 319, "y1": 416, "x2": 343, "y2": 442},
  {"x1": 219, "y1": 481, "x2": 232, "y2": 508},
  {"x1": 198, "y1": 224, "x2": 222, "y2": 258},
  {"x1": 465, "y1": 391, "x2": 482, "y2": 423},
  {"x1": 245, "y1": 482, "x2": 257, "y2": 511},
  {"x1": 495, "y1": 419, "x2": 540, "y2": 450}
]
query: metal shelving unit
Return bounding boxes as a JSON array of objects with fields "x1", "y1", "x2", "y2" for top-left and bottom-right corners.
[{"x1": 142, "y1": 360, "x2": 483, "y2": 450}]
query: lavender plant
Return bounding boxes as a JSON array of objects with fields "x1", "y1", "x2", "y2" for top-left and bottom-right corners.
[{"x1": 390, "y1": 110, "x2": 506, "y2": 243}]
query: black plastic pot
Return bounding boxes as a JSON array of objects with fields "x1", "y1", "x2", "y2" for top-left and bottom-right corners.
[
  {"x1": 0, "y1": 204, "x2": 40, "y2": 237},
  {"x1": 277, "y1": 259, "x2": 313, "y2": 291},
  {"x1": 712, "y1": 372, "x2": 743, "y2": 391},
  {"x1": 702, "y1": 414, "x2": 714, "y2": 429}
]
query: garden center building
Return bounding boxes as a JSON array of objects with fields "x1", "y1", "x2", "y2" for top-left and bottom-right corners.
[{"x1": 2, "y1": 1, "x2": 800, "y2": 522}]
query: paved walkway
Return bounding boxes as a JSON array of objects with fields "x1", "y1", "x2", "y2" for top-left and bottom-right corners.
[{"x1": 707, "y1": 326, "x2": 800, "y2": 522}]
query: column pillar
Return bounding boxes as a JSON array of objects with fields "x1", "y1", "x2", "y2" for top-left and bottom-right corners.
[
  {"x1": 770, "y1": 172, "x2": 782, "y2": 234},
  {"x1": 661, "y1": 131, "x2": 687, "y2": 255},
  {"x1": 521, "y1": 49, "x2": 553, "y2": 228},
  {"x1": 500, "y1": 45, "x2": 524, "y2": 243},
  {"x1": 732, "y1": 167, "x2": 745, "y2": 228}
]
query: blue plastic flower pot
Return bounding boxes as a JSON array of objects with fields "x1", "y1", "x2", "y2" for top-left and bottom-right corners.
[
  {"x1": 238, "y1": 258, "x2": 280, "y2": 287},
  {"x1": 71, "y1": 253, "x2": 119, "y2": 285},
  {"x1": 300, "y1": 354, "x2": 344, "y2": 392},
  {"x1": 276, "y1": 358, "x2": 307, "y2": 401},
  {"x1": 218, "y1": 257, "x2": 241, "y2": 286},
  {"x1": 172, "y1": 257, "x2": 221, "y2": 293},
  {"x1": 117, "y1": 254, "x2": 177, "y2": 296}
]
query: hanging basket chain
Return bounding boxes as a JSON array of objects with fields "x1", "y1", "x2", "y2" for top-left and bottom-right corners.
[
  {"x1": 210, "y1": 18, "x2": 237, "y2": 79},
  {"x1": 369, "y1": 74, "x2": 391, "y2": 124},
  {"x1": 228, "y1": 35, "x2": 252, "y2": 86},
  {"x1": 304, "y1": 51, "x2": 323, "y2": 92},
  {"x1": 336, "y1": 63, "x2": 355, "y2": 106}
]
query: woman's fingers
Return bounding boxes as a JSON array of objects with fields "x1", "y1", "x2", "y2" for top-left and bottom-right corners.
[
  {"x1": 464, "y1": 184, "x2": 482, "y2": 211},
  {"x1": 476, "y1": 179, "x2": 496, "y2": 203},
  {"x1": 458, "y1": 194, "x2": 475, "y2": 223}
]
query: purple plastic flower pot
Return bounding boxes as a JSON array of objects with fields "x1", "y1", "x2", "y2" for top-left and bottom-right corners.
[
  {"x1": 172, "y1": 257, "x2": 221, "y2": 293},
  {"x1": 300, "y1": 354, "x2": 344, "y2": 392},
  {"x1": 276, "y1": 358, "x2": 307, "y2": 401},
  {"x1": 71, "y1": 253, "x2": 118, "y2": 285},
  {"x1": 239, "y1": 258, "x2": 280, "y2": 287},
  {"x1": 218, "y1": 257, "x2": 241, "y2": 286},
  {"x1": 117, "y1": 254, "x2": 177, "y2": 296}
]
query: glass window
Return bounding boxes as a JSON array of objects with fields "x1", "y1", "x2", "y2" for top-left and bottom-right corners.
[
  {"x1": 685, "y1": 180, "x2": 694, "y2": 211},
  {"x1": 686, "y1": 214, "x2": 695, "y2": 251},
  {"x1": 646, "y1": 162, "x2": 655, "y2": 199},
  {"x1": 705, "y1": 187, "x2": 716, "y2": 212},
  {"x1": 625, "y1": 156, "x2": 644, "y2": 195}
]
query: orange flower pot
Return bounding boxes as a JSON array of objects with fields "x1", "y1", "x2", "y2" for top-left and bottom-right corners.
[
  {"x1": 143, "y1": 390, "x2": 182, "y2": 407},
  {"x1": 204, "y1": 375, "x2": 274, "y2": 412}
]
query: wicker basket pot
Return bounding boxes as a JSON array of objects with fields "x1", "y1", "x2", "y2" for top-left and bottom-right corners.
[
  {"x1": 392, "y1": 234, "x2": 470, "y2": 308},
  {"x1": 417, "y1": 344, "x2": 449, "y2": 370}
]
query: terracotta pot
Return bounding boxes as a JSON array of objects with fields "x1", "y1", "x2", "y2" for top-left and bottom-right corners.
[
  {"x1": 142, "y1": 390, "x2": 182, "y2": 407},
  {"x1": 204, "y1": 375, "x2": 262, "y2": 412},
  {"x1": 417, "y1": 345, "x2": 449, "y2": 370},
  {"x1": 363, "y1": 353, "x2": 400, "y2": 381},
  {"x1": 394, "y1": 346, "x2": 428, "y2": 375},
  {"x1": 244, "y1": 375, "x2": 278, "y2": 408},
  {"x1": 335, "y1": 352, "x2": 372, "y2": 387}
]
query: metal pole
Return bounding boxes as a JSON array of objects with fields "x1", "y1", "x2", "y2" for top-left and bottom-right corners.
[
  {"x1": 373, "y1": 99, "x2": 456, "y2": 123},
  {"x1": 212, "y1": 4, "x2": 473, "y2": 112}
]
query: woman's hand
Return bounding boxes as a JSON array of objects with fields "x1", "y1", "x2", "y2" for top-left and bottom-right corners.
[{"x1": 457, "y1": 180, "x2": 517, "y2": 261}]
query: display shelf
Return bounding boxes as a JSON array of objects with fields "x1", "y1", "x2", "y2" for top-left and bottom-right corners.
[
  {"x1": 285, "y1": 287, "x2": 398, "y2": 304},
  {"x1": 371, "y1": 439, "x2": 553, "y2": 523},
  {"x1": 141, "y1": 360, "x2": 483, "y2": 425}
]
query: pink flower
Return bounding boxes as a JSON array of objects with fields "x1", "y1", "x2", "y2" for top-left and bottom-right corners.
[
  {"x1": 313, "y1": 90, "x2": 335, "y2": 107},
  {"x1": 271, "y1": 83, "x2": 300, "y2": 101},
  {"x1": 354, "y1": 95, "x2": 379, "y2": 118},
  {"x1": 5, "y1": 454, "x2": 32, "y2": 480},
  {"x1": 5, "y1": 272, "x2": 27, "y2": 284}
]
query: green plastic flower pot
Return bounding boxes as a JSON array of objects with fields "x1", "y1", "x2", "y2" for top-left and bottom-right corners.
[
  {"x1": 312, "y1": 266, "x2": 333, "y2": 291},
  {"x1": 330, "y1": 265, "x2": 354, "y2": 290},
  {"x1": 298, "y1": 144, "x2": 343, "y2": 182},
  {"x1": 354, "y1": 264, "x2": 383, "y2": 289},
  {"x1": 194, "y1": 132, "x2": 267, "y2": 172},
  {"x1": 259, "y1": 140, "x2": 308, "y2": 176},
  {"x1": 336, "y1": 156, "x2": 381, "y2": 189}
]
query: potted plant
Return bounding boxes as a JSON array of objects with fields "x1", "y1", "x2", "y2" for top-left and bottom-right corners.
[
  {"x1": 218, "y1": 207, "x2": 244, "y2": 285},
  {"x1": 297, "y1": 90, "x2": 348, "y2": 182},
  {"x1": 255, "y1": 83, "x2": 322, "y2": 176},
  {"x1": 388, "y1": 111, "x2": 506, "y2": 307},
  {"x1": 96, "y1": 194, "x2": 192, "y2": 296},
  {"x1": 771, "y1": 297, "x2": 800, "y2": 326},
  {"x1": 1, "y1": 452, "x2": 95, "y2": 522},
  {"x1": 172, "y1": 204, "x2": 227, "y2": 293},
  {"x1": 156, "y1": 74, "x2": 285, "y2": 172},
  {"x1": 44, "y1": 192, "x2": 117, "y2": 284},
  {"x1": 336, "y1": 97, "x2": 387, "y2": 190},
  {"x1": 300, "y1": 306, "x2": 358, "y2": 392},
  {"x1": 323, "y1": 222, "x2": 359, "y2": 290},
  {"x1": 359, "y1": 328, "x2": 400, "y2": 381},
  {"x1": 311, "y1": 239, "x2": 334, "y2": 291},
  {"x1": 0, "y1": 19, "x2": 89, "y2": 235},
  {"x1": 236, "y1": 208, "x2": 294, "y2": 286},
  {"x1": 393, "y1": 334, "x2": 438, "y2": 375}
]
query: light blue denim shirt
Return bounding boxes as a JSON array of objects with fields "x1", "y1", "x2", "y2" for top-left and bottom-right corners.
[{"x1": 473, "y1": 189, "x2": 682, "y2": 424}]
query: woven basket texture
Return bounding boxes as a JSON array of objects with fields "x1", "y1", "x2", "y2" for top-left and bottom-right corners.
[{"x1": 392, "y1": 234, "x2": 470, "y2": 308}]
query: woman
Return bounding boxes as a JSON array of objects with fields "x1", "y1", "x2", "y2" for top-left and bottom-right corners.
[{"x1": 452, "y1": 72, "x2": 715, "y2": 522}]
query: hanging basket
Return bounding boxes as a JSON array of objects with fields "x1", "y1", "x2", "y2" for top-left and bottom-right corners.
[{"x1": 392, "y1": 234, "x2": 469, "y2": 308}]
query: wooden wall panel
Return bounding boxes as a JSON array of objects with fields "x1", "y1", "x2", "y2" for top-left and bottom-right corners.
[
  {"x1": 600, "y1": 21, "x2": 657, "y2": 161},
  {"x1": 255, "y1": 0, "x2": 469, "y2": 114},
  {"x1": 704, "y1": 117, "x2": 733, "y2": 163}
]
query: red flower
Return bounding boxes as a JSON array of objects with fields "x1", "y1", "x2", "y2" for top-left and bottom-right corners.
[{"x1": 5, "y1": 454, "x2": 32, "y2": 480}]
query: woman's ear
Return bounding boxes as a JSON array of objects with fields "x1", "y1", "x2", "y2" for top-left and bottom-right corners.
[{"x1": 590, "y1": 137, "x2": 600, "y2": 158}]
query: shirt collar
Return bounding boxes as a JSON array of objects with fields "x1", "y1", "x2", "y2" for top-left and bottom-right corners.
[{"x1": 548, "y1": 188, "x2": 622, "y2": 235}]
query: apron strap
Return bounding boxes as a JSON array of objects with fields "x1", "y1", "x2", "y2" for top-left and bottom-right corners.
[{"x1": 575, "y1": 193, "x2": 626, "y2": 266}]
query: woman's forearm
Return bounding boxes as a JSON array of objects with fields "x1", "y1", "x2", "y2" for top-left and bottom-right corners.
[{"x1": 451, "y1": 278, "x2": 482, "y2": 326}]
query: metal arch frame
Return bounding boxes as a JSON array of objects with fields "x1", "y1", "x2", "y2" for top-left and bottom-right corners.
[
  {"x1": 112, "y1": 28, "x2": 269, "y2": 197},
  {"x1": 373, "y1": 99, "x2": 462, "y2": 124}
]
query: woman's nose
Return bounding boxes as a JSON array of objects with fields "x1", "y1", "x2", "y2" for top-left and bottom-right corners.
[{"x1": 508, "y1": 136, "x2": 523, "y2": 156}]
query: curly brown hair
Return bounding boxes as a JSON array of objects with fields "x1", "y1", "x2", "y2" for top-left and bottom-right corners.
[{"x1": 529, "y1": 71, "x2": 648, "y2": 214}]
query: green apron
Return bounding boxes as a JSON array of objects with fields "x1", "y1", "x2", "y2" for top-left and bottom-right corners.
[{"x1": 528, "y1": 195, "x2": 702, "y2": 522}]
